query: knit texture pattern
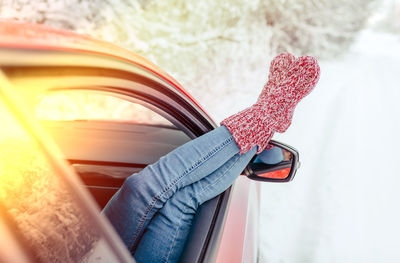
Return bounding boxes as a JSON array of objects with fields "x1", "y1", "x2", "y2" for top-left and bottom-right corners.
[{"x1": 221, "y1": 53, "x2": 320, "y2": 153}]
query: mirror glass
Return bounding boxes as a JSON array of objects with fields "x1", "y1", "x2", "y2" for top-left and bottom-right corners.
[{"x1": 250, "y1": 146, "x2": 294, "y2": 180}]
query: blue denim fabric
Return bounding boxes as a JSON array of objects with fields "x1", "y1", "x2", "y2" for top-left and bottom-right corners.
[
  {"x1": 254, "y1": 146, "x2": 284, "y2": 164},
  {"x1": 103, "y1": 126, "x2": 257, "y2": 262}
]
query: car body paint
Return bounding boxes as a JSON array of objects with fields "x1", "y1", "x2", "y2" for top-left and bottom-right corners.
[
  {"x1": 0, "y1": 20, "x2": 263, "y2": 262},
  {"x1": 215, "y1": 177, "x2": 260, "y2": 263},
  {"x1": 0, "y1": 20, "x2": 212, "y2": 121}
]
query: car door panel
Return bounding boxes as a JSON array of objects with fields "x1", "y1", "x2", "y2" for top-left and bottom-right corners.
[{"x1": 0, "y1": 42, "x2": 255, "y2": 263}]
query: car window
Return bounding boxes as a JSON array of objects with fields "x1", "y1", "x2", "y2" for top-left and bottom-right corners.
[
  {"x1": 0, "y1": 89, "x2": 132, "y2": 262},
  {"x1": 35, "y1": 90, "x2": 172, "y2": 126}
]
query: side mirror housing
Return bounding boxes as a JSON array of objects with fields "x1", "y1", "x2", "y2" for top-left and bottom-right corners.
[{"x1": 245, "y1": 140, "x2": 299, "y2": 183}]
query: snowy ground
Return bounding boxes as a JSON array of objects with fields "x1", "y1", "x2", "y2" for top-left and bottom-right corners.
[
  {"x1": 258, "y1": 30, "x2": 400, "y2": 263},
  {"x1": 1, "y1": 1, "x2": 400, "y2": 262}
]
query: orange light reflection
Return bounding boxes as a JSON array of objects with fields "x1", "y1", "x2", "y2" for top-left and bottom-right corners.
[{"x1": 258, "y1": 167, "x2": 291, "y2": 179}]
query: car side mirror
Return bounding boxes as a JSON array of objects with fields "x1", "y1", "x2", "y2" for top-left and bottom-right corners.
[{"x1": 245, "y1": 140, "x2": 299, "y2": 182}]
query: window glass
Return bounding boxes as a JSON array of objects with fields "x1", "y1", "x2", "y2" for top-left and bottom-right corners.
[
  {"x1": 35, "y1": 90, "x2": 172, "y2": 126},
  {"x1": 0, "y1": 95, "x2": 126, "y2": 262}
]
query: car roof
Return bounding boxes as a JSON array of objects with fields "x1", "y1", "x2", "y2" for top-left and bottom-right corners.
[{"x1": 0, "y1": 19, "x2": 211, "y2": 120}]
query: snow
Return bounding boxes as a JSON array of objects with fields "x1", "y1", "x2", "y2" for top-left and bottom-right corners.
[
  {"x1": 1, "y1": 1, "x2": 400, "y2": 262},
  {"x1": 264, "y1": 0, "x2": 376, "y2": 59},
  {"x1": 258, "y1": 30, "x2": 400, "y2": 263}
]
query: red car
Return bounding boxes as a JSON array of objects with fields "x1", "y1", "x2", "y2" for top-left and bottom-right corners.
[{"x1": 0, "y1": 21, "x2": 299, "y2": 263}]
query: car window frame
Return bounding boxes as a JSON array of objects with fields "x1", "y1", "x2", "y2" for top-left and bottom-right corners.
[
  {"x1": 35, "y1": 89, "x2": 175, "y2": 126},
  {"x1": 1, "y1": 47, "x2": 230, "y2": 262}
]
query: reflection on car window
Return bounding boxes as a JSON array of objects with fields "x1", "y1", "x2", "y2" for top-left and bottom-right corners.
[
  {"x1": 0, "y1": 96, "x2": 122, "y2": 262},
  {"x1": 35, "y1": 91, "x2": 172, "y2": 126}
]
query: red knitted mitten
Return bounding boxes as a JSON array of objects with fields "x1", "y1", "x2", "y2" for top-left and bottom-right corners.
[{"x1": 221, "y1": 53, "x2": 320, "y2": 154}]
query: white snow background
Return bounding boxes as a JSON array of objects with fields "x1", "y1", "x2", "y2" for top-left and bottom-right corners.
[
  {"x1": 1, "y1": 0, "x2": 400, "y2": 262},
  {"x1": 259, "y1": 29, "x2": 400, "y2": 262}
]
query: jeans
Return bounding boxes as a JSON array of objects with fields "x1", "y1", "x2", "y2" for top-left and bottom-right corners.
[{"x1": 103, "y1": 126, "x2": 257, "y2": 262}]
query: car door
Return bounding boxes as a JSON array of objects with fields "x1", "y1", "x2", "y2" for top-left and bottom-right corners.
[
  {"x1": 1, "y1": 18, "x2": 275, "y2": 261},
  {"x1": 0, "y1": 71, "x2": 134, "y2": 262},
  {"x1": 0, "y1": 44, "x2": 236, "y2": 262}
]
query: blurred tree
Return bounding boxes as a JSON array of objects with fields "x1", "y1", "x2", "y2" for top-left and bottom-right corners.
[
  {"x1": 0, "y1": 0, "x2": 381, "y2": 120},
  {"x1": 0, "y1": 0, "x2": 273, "y2": 120},
  {"x1": 263, "y1": 0, "x2": 377, "y2": 58}
]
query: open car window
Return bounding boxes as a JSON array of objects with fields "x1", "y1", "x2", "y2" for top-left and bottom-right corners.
[
  {"x1": 0, "y1": 74, "x2": 134, "y2": 262},
  {"x1": 0, "y1": 46, "x2": 220, "y2": 262},
  {"x1": 35, "y1": 90, "x2": 173, "y2": 126}
]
